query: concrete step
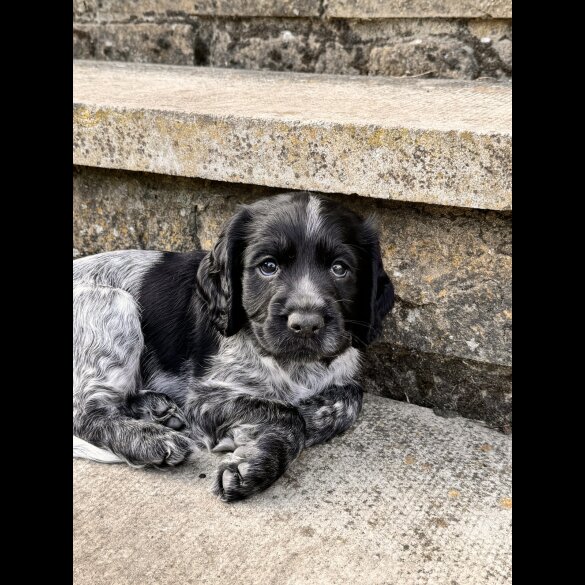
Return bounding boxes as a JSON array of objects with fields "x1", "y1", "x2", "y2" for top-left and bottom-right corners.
[
  {"x1": 326, "y1": 0, "x2": 511, "y2": 19},
  {"x1": 73, "y1": 394, "x2": 512, "y2": 585},
  {"x1": 73, "y1": 1, "x2": 512, "y2": 80},
  {"x1": 74, "y1": 0, "x2": 512, "y2": 19},
  {"x1": 73, "y1": 60, "x2": 511, "y2": 210}
]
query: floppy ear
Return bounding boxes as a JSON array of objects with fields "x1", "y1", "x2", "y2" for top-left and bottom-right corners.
[
  {"x1": 351, "y1": 221, "x2": 394, "y2": 347},
  {"x1": 196, "y1": 206, "x2": 251, "y2": 336}
]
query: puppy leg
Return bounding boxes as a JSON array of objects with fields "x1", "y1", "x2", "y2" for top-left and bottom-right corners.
[
  {"x1": 297, "y1": 383, "x2": 363, "y2": 447},
  {"x1": 73, "y1": 284, "x2": 193, "y2": 467},
  {"x1": 186, "y1": 394, "x2": 305, "y2": 501}
]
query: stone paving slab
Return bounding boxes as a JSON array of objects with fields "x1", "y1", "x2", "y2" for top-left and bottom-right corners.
[
  {"x1": 325, "y1": 0, "x2": 512, "y2": 19},
  {"x1": 73, "y1": 60, "x2": 511, "y2": 210},
  {"x1": 73, "y1": 394, "x2": 512, "y2": 585},
  {"x1": 73, "y1": 0, "x2": 512, "y2": 20}
]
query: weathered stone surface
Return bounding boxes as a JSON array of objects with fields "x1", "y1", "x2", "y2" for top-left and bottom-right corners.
[
  {"x1": 199, "y1": 18, "x2": 512, "y2": 79},
  {"x1": 73, "y1": 61, "x2": 511, "y2": 210},
  {"x1": 73, "y1": 166, "x2": 512, "y2": 429},
  {"x1": 326, "y1": 0, "x2": 512, "y2": 19},
  {"x1": 72, "y1": 166, "x2": 273, "y2": 255},
  {"x1": 73, "y1": 23, "x2": 194, "y2": 64},
  {"x1": 208, "y1": 19, "x2": 511, "y2": 79},
  {"x1": 370, "y1": 202, "x2": 512, "y2": 366},
  {"x1": 192, "y1": 0, "x2": 318, "y2": 16},
  {"x1": 369, "y1": 39, "x2": 478, "y2": 79},
  {"x1": 494, "y1": 38, "x2": 512, "y2": 69},
  {"x1": 73, "y1": 0, "x2": 512, "y2": 20},
  {"x1": 73, "y1": 0, "x2": 320, "y2": 20},
  {"x1": 74, "y1": 394, "x2": 512, "y2": 585},
  {"x1": 72, "y1": 15, "x2": 512, "y2": 79},
  {"x1": 363, "y1": 346, "x2": 511, "y2": 432}
]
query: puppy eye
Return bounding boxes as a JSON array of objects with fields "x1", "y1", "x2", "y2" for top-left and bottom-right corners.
[
  {"x1": 331, "y1": 262, "x2": 348, "y2": 278},
  {"x1": 259, "y1": 259, "x2": 279, "y2": 276}
]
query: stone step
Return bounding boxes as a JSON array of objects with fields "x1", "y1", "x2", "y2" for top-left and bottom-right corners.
[
  {"x1": 326, "y1": 0, "x2": 511, "y2": 19},
  {"x1": 74, "y1": 0, "x2": 512, "y2": 19},
  {"x1": 73, "y1": 394, "x2": 512, "y2": 585},
  {"x1": 74, "y1": 1, "x2": 512, "y2": 80},
  {"x1": 73, "y1": 60, "x2": 511, "y2": 211}
]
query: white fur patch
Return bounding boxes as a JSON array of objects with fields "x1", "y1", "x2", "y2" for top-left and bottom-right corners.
[
  {"x1": 306, "y1": 195, "x2": 323, "y2": 238},
  {"x1": 201, "y1": 333, "x2": 361, "y2": 405},
  {"x1": 73, "y1": 435, "x2": 123, "y2": 463},
  {"x1": 73, "y1": 250, "x2": 163, "y2": 296}
]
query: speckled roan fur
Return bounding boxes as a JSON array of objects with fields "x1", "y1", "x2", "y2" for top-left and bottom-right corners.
[{"x1": 73, "y1": 192, "x2": 394, "y2": 501}]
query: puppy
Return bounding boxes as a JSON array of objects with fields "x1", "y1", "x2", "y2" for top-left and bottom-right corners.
[{"x1": 73, "y1": 192, "x2": 394, "y2": 501}]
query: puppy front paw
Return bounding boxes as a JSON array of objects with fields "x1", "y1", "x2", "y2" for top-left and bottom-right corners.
[
  {"x1": 313, "y1": 403, "x2": 340, "y2": 426},
  {"x1": 307, "y1": 400, "x2": 350, "y2": 433},
  {"x1": 212, "y1": 442, "x2": 282, "y2": 502},
  {"x1": 214, "y1": 461, "x2": 247, "y2": 502},
  {"x1": 300, "y1": 396, "x2": 360, "y2": 447},
  {"x1": 210, "y1": 421, "x2": 304, "y2": 502},
  {"x1": 122, "y1": 427, "x2": 194, "y2": 468},
  {"x1": 158, "y1": 432, "x2": 194, "y2": 467},
  {"x1": 212, "y1": 445, "x2": 257, "y2": 502}
]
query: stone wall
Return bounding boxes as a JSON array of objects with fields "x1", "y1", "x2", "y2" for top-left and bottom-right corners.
[
  {"x1": 73, "y1": 1, "x2": 511, "y2": 79},
  {"x1": 73, "y1": 165, "x2": 511, "y2": 432}
]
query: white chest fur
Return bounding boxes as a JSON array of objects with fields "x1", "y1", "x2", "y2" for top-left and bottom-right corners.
[{"x1": 202, "y1": 333, "x2": 362, "y2": 404}]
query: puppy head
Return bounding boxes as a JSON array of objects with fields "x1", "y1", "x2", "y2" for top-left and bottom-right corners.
[{"x1": 197, "y1": 192, "x2": 394, "y2": 360}]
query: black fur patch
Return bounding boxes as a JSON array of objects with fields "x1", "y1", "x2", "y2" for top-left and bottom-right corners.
[{"x1": 138, "y1": 250, "x2": 217, "y2": 378}]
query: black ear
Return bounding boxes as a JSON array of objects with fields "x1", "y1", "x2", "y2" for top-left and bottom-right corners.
[
  {"x1": 196, "y1": 206, "x2": 251, "y2": 336},
  {"x1": 351, "y1": 221, "x2": 394, "y2": 347}
]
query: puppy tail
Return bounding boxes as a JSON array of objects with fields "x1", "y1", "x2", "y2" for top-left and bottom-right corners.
[{"x1": 73, "y1": 435, "x2": 124, "y2": 464}]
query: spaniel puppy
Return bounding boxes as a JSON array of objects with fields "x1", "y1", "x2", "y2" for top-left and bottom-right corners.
[{"x1": 73, "y1": 192, "x2": 394, "y2": 501}]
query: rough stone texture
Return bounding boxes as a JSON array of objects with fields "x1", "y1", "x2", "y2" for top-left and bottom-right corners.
[
  {"x1": 493, "y1": 38, "x2": 512, "y2": 69},
  {"x1": 73, "y1": 0, "x2": 320, "y2": 19},
  {"x1": 369, "y1": 39, "x2": 478, "y2": 79},
  {"x1": 199, "y1": 18, "x2": 512, "y2": 79},
  {"x1": 326, "y1": 0, "x2": 511, "y2": 19},
  {"x1": 73, "y1": 12, "x2": 512, "y2": 80},
  {"x1": 73, "y1": 166, "x2": 512, "y2": 430},
  {"x1": 73, "y1": 0, "x2": 512, "y2": 20},
  {"x1": 72, "y1": 167, "x2": 275, "y2": 255},
  {"x1": 73, "y1": 22, "x2": 195, "y2": 65},
  {"x1": 363, "y1": 347, "x2": 511, "y2": 434},
  {"x1": 373, "y1": 203, "x2": 511, "y2": 367},
  {"x1": 73, "y1": 61, "x2": 512, "y2": 211},
  {"x1": 73, "y1": 394, "x2": 512, "y2": 585}
]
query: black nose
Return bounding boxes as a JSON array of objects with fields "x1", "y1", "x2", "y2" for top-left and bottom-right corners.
[{"x1": 287, "y1": 312, "x2": 325, "y2": 337}]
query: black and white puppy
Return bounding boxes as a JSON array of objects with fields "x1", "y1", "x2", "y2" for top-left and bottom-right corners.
[{"x1": 73, "y1": 192, "x2": 394, "y2": 501}]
